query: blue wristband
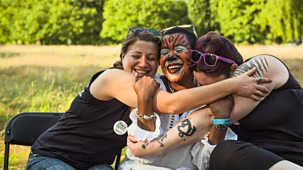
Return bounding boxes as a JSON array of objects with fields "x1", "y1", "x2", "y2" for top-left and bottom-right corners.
[{"x1": 212, "y1": 118, "x2": 230, "y2": 125}]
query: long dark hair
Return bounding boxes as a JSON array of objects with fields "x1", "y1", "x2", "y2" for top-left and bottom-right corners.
[{"x1": 113, "y1": 32, "x2": 161, "y2": 69}]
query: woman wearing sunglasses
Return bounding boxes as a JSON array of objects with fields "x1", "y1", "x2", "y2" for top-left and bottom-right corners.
[
  {"x1": 123, "y1": 27, "x2": 267, "y2": 170},
  {"x1": 121, "y1": 26, "x2": 213, "y2": 170},
  {"x1": 194, "y1": 32, "x2": 303, "y2": 169},
  {"x1": 26, "y1": 27, "x2": 270, "y2": 170},
  {"x1": 125, "y1": 31, "x2": 302, "y2": 170}
]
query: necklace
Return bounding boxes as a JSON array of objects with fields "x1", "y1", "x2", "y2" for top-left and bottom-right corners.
[{"x1": 167, "y1": 82, "x2": 175, "y2": 93}]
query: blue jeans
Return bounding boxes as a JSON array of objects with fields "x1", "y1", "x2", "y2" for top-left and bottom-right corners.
[{"x1": 26, "y1": 153, "x2": 113, "y2": 170}]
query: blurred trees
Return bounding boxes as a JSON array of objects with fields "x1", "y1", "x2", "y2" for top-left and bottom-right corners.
[
  {"x1": 188, "y1": 0, "x2": 303, "y2": 44},
  {"x1": 187, "y1": 0, "x2": 215, "y2": 36},
  {"x1": 0, "y1": 0, "x2": 302, "y2": 44},
  {"x1": 258, "y1": 0, "x2": 303, "y2": 44},
  {"x1": 0, "y1": 0, "x2": 104, "y2": 44},
  {"x1": 100, "y1": 0, "x2": 189, "y2": 42}
]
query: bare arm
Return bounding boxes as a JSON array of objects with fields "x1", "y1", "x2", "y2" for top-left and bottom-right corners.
[
  {"x1": 90, "y1": 68, "x2": 270, "y2": 114},
  {"x1": 208, "y1": 96, "x2": 234, "y2": 144},
  {"x1": 127, "y1": 108, "x2": 212, "y2": 157},
  {"x1": 133, "y1": 76, "x2": 159, "y2": 131},
  {"x1": 231, "y1": 54, "x2": 289, "y2": 123}
]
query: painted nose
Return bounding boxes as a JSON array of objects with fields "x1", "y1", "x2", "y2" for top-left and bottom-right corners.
[{"x1": 167, "y1": 55, "x2": 177, "y2": 62}]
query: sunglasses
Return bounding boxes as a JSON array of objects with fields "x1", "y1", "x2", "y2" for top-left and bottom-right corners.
[
  {"x1": 191, "y1": 50, "x2": 236, "y2": 71},
  {"x1": 127, "y1": 26, "x2": 163, "y2": 38},
  {"x1": 163, "y1": 24, "x2": 197, "y2": 37}
]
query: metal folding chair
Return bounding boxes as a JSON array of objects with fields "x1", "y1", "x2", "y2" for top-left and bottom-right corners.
[
  {"x1": 3, "y1": 111, "x2": 122, "y2": 170},
  {"x1": 3, "y1": 112, "x2": 63, "y2": 170}
]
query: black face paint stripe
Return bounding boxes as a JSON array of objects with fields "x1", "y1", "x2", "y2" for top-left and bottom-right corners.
[
  {"x1": 168, "y1": 35, "x2": 175, "y2": 43},
  {"x1": 173, "y1": 34, "x2": 188, "y2": 47},
  {"x1": 162, "y1": 37, "x2": 169, "y2": 47}
]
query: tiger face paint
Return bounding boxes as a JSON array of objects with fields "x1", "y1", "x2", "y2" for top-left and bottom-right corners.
[{"x1": 160, "y1": 33, "x2": 193, "y2": 85}]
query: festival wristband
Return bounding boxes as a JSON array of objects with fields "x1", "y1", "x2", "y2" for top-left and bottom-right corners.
[{"x1": 212, "y1": 118, "x2": 230, "y2": 125}]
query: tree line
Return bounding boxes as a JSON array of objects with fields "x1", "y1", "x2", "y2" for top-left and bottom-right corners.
[{"x1": 0, "y1": 0, "x2": 302, "y2": 45}]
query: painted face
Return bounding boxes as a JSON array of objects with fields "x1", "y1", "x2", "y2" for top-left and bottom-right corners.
[
  {"x1": 122, "y1": 40, "x2": 159, "y2": 78},
  {"x1": 193, "y1": 70, "x2": 227, "y2": 86},
  {"x1": 160, "y1": 33, "x2": 193, "y2": 84}
]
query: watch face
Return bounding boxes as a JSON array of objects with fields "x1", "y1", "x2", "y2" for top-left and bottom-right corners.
[{"x1": 214, "y1": 124, "x2": 228, "y2": 131}]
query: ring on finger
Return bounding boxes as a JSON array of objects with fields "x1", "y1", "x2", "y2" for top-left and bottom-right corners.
[{"x1": 257, "y1": 77, "x2": 263, "y2": 84}]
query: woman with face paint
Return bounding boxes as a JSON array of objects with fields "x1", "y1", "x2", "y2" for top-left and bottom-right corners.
[
  {"x1": 120, "y1": 27, "x2": 209, "y2": 170},
  {"x1": 125, "y1": 31, "x2": 302, "y2": 170},
  {"x1": 121, "y1": 27, "x2": 270, "y2": 170},
  {"x1": 26, "y1": 26, "x2": 270, "y2": 170}
]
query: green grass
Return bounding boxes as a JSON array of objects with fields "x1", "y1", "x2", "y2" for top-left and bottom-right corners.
[
  {"x1": 0, "y1": 65, "x2": 104, "y2": 130},
  {"x1": 0, "y1": 65, "x2": 103, "y2": 169},
  {"x1": 0, "y1": 52, "x2": 20, "y2": 59}
]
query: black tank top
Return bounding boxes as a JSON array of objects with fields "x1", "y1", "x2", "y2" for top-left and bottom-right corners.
[
  {"x1": 231, "y1": 58, "x2": 303, "y2": 165},
  {"x1": 31, "y1": 70, "x2": 131, "y2": 169}
]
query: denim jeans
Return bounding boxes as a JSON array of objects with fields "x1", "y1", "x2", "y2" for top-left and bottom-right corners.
[{"x1": 26, "y1": 152, "x2": 113, "y2": 170}]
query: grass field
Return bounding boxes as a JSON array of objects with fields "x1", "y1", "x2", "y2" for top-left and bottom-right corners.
[{"x1": 0, "y1": 44, "x2": 302, "y2": 169}]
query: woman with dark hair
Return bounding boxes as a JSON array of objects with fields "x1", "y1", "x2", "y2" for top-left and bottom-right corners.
[
  {"x1": 126, "y1": 31, "x2": 302, "y2": 170},
  {"x1": 26, "y1": 27, "x2": 270, "y2": 170},
  {"x1": 120, "y1": 26, "x2": 213, "y2": 170},
  {"x1": 26, "y1": 27, "x2": 162, "y2": 170},
  {"x1": 124, "y1": 28, "x2": 247, "y2": 170},
  {"x1": 192, "y1": 32, "x2": 303, "y2": 170}
]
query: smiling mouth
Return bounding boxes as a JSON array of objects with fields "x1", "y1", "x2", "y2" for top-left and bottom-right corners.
[
  {"x1": 167, "y1": 64, "x2": 183, "y2": 74},
  {"x1": 165, "y1": 57, "x2": 184, "y2": 74},
  {"x1": 134, "y1": 69, "x2": 149, "y2": 77}
]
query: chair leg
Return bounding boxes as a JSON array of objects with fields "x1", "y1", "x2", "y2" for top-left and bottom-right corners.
[
  {"x1": 114, "y1": 151, "x2": 121, "y2": 170},
  {"x1": 4, "y1": 143, "x2": 10, "y2": 170}
]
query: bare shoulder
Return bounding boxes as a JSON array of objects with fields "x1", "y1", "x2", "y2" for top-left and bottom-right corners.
[
  {"x1": 101, "y1": 68, "x2": 129, "y2": 79},
  {"x1": 90, "y1": 68, "x2": 132, "y2": 100},
  {"x1": 96, "y1": 68, "x2": 133, "y2": 85},
  {"x1": 233, "y1": 54, "x2": 288, "y2": 89}
]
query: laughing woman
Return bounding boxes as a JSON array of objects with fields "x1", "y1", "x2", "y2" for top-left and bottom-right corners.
[
  {"x1": 27, "y1": 28, "x2": 270, "y2": 170},
  {"x1": 126, "y1": 31, "x2": 302, "y2": 170}
]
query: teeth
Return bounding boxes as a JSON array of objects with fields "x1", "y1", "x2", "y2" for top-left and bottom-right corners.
[
  {"x1": 136, "y1": 70, "x2": 148, "y2": 74},
  {"x1": 168, "y1": 65, "x2": 182, "y2": 69},
  {"x1": 165, "y1": 62, "x2": 182, "y2": 67}
]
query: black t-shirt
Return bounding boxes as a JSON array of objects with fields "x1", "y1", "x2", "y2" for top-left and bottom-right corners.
[
  {"x1": 32, "y1": 70, "x2": 131, "y2": 169},
  {"x1": 231, "y1": 59, "x2": 303, "y2": 166}
]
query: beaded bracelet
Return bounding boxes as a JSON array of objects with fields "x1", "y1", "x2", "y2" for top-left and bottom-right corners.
[{"x1": 136, "y1": 112, "x2": 156, "y2": 120}]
